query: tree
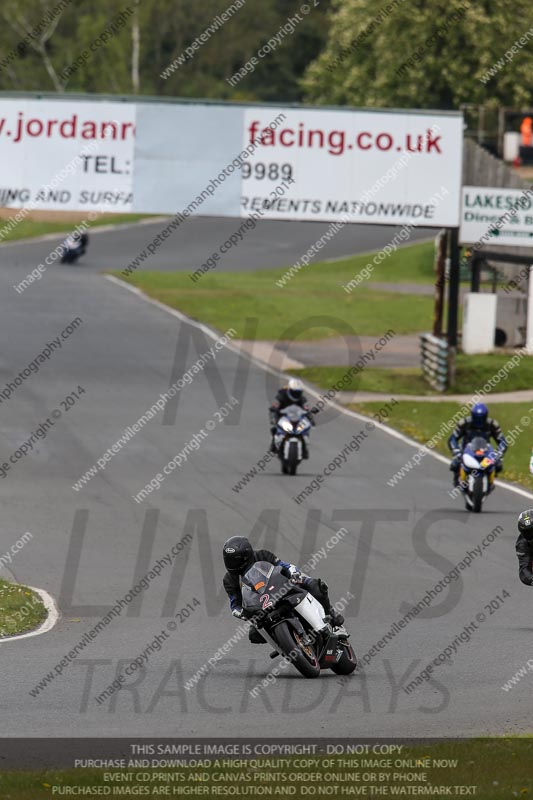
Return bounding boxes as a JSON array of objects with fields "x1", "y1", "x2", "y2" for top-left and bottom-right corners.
[
  {"x1": 0, "y1": 0, "x2": 72, "y2": 92},
  {"x1": 0, "y1": 0, "x2": 332, "y2": 102},
  {"x1": 302, "y1": 0, "x2": 533, "y2": 109}
]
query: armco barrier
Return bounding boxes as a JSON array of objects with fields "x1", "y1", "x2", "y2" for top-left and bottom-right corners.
[{"x1": 420, "y1": 332, "x2": 449, "y2": 392}]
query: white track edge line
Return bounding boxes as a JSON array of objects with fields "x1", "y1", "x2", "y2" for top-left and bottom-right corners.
[{"x1": 0, "y1": 585, "x2": 59, "y2": 643}]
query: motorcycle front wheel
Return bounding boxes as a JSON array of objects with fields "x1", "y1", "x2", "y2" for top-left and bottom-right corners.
[
  {"x1": 287, "y1": 441, "x2": 299, "y2": 475},
  {"x1": 330, "y1": 640, "x2": 357, "y2": 675},
  {"x1": 472, "y1": 474, "x2": 484, "y2": 513},
  {"x1": 274, "y1": 621, "x2": 320, "y2": 678}
]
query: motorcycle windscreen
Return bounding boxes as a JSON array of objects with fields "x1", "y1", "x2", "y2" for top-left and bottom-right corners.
[
  {"x1": 241, "y1": 561, "x2": 293, "y2": 612},
  {"x1": 241, "y1": 584, "x2": 262, "y2": 613},
  {"x1": 241, "y1": 561, "x2": 275, "y2": 612},
  {"x1": 469, "y1": 436, "x2": 492, "y2": 455},
  {"x1": 283, "y1": 404, "x2": 305, "y2": 423},
  {"x1": 242, "y1": 561, "x2": 275, "y2": 590}
]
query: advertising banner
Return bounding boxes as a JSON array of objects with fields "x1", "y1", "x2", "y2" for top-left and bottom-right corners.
[
  {"x1": 132, "y1": 101, "x2": 242, "y2": 216},
  {"x1": 238, "y1": 107, "x2": 463, "y2": 226},
  {"x1": 133, "y1": 103, "x2": 463, "y2": 225},
  {"x1": 0, "y1": 97, "x2": 463, "y2": 225},
  {"x1": 0, "y1": 98, "x2": 135, "y2": 212}
]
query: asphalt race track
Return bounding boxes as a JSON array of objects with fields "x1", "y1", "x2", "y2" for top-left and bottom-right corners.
[
  {"x1": 4, "y1": 215, "x2": 436, "y2": 273},
  {"x1": 0, "y1": 217, "x2": 530, "y2": 738}
]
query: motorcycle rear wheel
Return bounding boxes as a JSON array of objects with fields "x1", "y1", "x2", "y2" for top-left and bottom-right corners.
[{"x1": 274, "y1": 622, "x2": 320, "y2": 678}]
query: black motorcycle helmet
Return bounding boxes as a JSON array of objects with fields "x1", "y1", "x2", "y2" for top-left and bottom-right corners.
[
  {"x1": 223, "y1": 536, "x2": 254, "y2": 574},
  {"x1": 518, "y1": 510, "x2": 533, "y2": 541}
]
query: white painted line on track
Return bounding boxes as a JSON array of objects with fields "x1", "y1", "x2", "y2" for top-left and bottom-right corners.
[
  {"x1": 0, "y1": 585, "x2": 59, "y2": 643},
  {"x1": 105, "y1": 274, "x2": 533, "y2": 504}
]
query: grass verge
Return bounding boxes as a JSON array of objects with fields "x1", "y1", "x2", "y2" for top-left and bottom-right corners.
[
  {"x1": 0, "y1": 214, "x2": 155, "y2": 243},
  {"x1": 117, "y1": 273, "x2": 433, "y2": 340},
  {"x1": 351, "y1": 400, "x2": 533, "y2": 491},
  {"x1": 293, "y1": 353, "x2": 533, "y2": 396},
  {"x1": 0, "y1": 579, "x2": 47, "y2": 637},
  {"x1": 294, "y1": 365, "x2": 431, "y2": 394}
]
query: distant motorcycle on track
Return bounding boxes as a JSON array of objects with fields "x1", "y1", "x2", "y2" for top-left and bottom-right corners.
[
  {"x1": 274, "y1": 404, "x2": 317, "y2": 475},
  {"x1": 60, "y1": 232, "x2": 89, "y2": 264},
  {"x1": 241, "y1": 560, "x2": 357, "y2": 679},
  {"x1": 458, "y1": 436, "x2": 497, "y2": 512}
]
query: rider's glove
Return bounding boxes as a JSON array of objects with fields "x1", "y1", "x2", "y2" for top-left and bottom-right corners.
[
  {"x1": 232, "y1": 607, "x2": 244, "y2": 619},
  {"x1": 270, "y1": 425, "x2": 277, "y2": 435},
  {"x1": 288, "y1": 566, "x2": 303, "y2": 583},
  {"x1": 452, "y1": 448, "x2": 461, "y2": 457}
]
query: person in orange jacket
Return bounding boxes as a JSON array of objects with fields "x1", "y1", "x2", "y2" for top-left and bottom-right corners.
[{"x1": 520, "y1": 116, "x2": 532, "y2": 147}]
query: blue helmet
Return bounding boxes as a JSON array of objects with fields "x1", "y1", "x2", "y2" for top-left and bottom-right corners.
[{"x1": 471, "y1": 403, "x2": 488, "y2": 428}]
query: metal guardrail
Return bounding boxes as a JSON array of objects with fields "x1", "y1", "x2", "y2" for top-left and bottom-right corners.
[{"x1": 420, "y1": 333, "x2": 449, "y2": 392}]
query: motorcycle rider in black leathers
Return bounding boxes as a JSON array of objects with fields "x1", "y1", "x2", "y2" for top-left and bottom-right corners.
[
  {"x1": 516, "y1": 510, "x2": 533, "y2": 586},
  {"x1": 222, "y1": 536, "x2": 344, "y2": 643},
  {"x1": 269, "y1": 378, "x2": 315, "y2": 457},
  {"x1": 447, "y1": 402, "x2": 507, "y2": 487}
]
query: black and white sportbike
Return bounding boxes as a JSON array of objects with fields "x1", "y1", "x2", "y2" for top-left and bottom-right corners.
[
  {"x1": 60, "y1": 232, "x2": 89, "y2": 264},
  {"x1": 274, "y1": 404, "x2": 317, "y2": 475},
  {"x1": 241, "y1": 560, "x2": 357, "y2": 679}
]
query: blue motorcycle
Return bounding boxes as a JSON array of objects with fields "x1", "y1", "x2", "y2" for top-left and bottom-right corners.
[{"x1": 459, "y1": 436, "x2": 497, "y2": 512}]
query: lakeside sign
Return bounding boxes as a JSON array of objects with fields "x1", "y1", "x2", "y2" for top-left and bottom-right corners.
[{"x1": 460, "y1": 186, "x2": 533, "y2": 247}]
